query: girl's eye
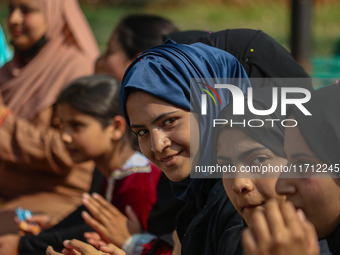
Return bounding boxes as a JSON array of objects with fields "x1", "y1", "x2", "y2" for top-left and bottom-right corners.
[
  {"x1": 136, "y1": 129, "x2": 148, "y2": 137},
  {"x1": 20, "y1": 5, "x2": 37, "y2": 14},
  {"x1": 21, "y1": 7, "x2": 30, "y2": 14},
  {"x1": 163, "y1": 118, "x2": 176, "y2": 127},
  {"x1": 70, "y1": 122, "x2": 85, "y2": 131},
  {"x1": 251, "y1": 156, "x2": 268, "y2": 165}
]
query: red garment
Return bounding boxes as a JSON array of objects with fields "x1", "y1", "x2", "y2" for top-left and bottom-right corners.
[
  {"x1": 141, "y1": 239, "x2": 173, "y2": 255},
  {"x1": 101, "y1": 164, "x2": 161, "y2": 231}
]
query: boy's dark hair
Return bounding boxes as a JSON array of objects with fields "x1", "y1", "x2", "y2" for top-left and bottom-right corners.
[
  {"x1": 115, "y1": 14, "x2": 179, "y2": 59},
  {"x1": 57, "y1": 75, "x2": 138, "y2": 149}
]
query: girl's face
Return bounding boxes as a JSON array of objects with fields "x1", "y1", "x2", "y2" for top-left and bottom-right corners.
[
  {"x1": 96, "y1": 31, "x2": 131, "y2": 82},
  {"x1": 126, "y1": 92, "x2": 198, "y2": 182},
  {"x1": 277, "y1": 124, "x2": 340, "y2": 238},
  {"x1": 217, "y1": 127, "x2": 286, "y2": 225},
  {"x1": 57, "y1": 103, "x2": 113, "y2": 164},
  {"x1": 7, "y1": 0, "x2": 47, "y2": 51}
]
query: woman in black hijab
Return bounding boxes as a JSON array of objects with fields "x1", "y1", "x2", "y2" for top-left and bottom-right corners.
[
  {"x1": 242, "y1": 84, "x2": 340, "y2": 255},
  {"x1": 216, "y1": 87, "x2": 287, "y2": 255},
  {"x1": 166, "y1": 28, "x2": 313, "y2": 91},
  {"x1": 216, "y1": 87, "x2": 332, "y2": 255}
]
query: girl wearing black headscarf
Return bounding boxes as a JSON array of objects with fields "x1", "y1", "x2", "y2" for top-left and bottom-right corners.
[
  {"x1": 216, "y1": 88, "x2": 332, "y2": 255},
  {"x1": 242, "y1": 84, "x2": 340, "y2": 255}
]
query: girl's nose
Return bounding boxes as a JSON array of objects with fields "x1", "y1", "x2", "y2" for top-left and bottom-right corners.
[
  {"x1": 150, "y1": 129, "x2": 171, "y2": 153},
  {"x1": 276, "y1": 178, "x2": 297, "y2": 195},
  {"x1": 8, "y1": 8, "x2": 23, "y2": 26},
  {"x1": 233, "y1": 178, "x2": 254, "y2": 194},
  {"x1": 61, "y1": 131, "x2": 72, "y2": 144}
]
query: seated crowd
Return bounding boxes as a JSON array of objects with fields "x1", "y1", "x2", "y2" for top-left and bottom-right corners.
[{"x1": 0, "y1": 1, "x2": 338, "y2": 255}]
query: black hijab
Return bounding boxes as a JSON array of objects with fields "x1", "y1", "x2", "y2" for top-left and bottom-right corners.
[
  {"x1": 291, "y1": 84, "x2": 340, "y2": 254},
  {"x1": 166, "y1": 28, "x2": 313, "y2": 91},
  {"x1": 292, "y1": 84, "x2": 340, "y2": 169},
  {"x1": 217, "y1": 87, "x2": 286, "y2": 159}
]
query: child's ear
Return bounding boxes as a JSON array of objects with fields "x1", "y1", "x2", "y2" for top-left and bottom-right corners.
[{"x1": 110, "y1": 115, "x2": 127, "y2": 141}]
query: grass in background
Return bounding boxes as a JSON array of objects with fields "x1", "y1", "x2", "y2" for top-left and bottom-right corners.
[
  {"x1": 83, "y1": 1, "x2": 340, "y2": 57},
  {"x1": 0, "y1": 1, "x2": 339, "y2": 57},
  {"x1": 80, "y1": 1, "x2": 291, "y2": 52}
]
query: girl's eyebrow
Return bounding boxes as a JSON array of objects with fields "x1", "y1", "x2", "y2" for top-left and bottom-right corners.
[
  {"x1": 238, "y1": 147, "x2": 267, "y2": 161},
  {"x1": 130, "y1": 111, "x2": 179, "y2": 129},
  {"x1": 217, "y1": 147, "x2": 266, "y2": 163},
  {"x1": 152, "y1": 111, "x2": 178, "y2": 125}
]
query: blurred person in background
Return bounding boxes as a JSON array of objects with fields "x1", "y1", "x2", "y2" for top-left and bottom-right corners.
[
  {"x1": 0, "y1": 0, "x2": 99, "y2": 237},
  {"x1": 3, "y1": 14, "x2": 183, "y2": 255},
  {"x1": 95, "y1": 13, "x2": 179, "y2": 81}
]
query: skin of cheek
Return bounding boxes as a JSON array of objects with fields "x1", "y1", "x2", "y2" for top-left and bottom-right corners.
[
  {"x1": 189, "y1": 112, "x2": 200, "y2": 169},
  {"x1": 8, "y1": 2, "x2": 47, "y2": 51},
  {"x1": 294, "y1": 178, "x2": 340, "y2": 238},
  {"x1": 283, "y1": 124, "x2": 340, "y2": 237}
]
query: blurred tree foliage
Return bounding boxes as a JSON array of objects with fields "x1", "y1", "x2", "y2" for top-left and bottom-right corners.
[{"x1": 77, "y1": 0, "x2": 338, "y2": 8}]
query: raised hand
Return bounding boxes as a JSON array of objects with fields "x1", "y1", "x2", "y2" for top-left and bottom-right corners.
[
  {"x1": 46, "y1": 240, "x2": 126, "y2": 255},
  {"x1": 81, "y1": 193, "x2": 141, "y2": 248},
  {"x1": 83, "y1": 232, "x2": 107, "y2": 249},
  {"x1": 242, "y1": 200, "x2": 320, "y2": 255},
  {"x1": 27, "y1": 213, "x2": 53, "y2": 230}
]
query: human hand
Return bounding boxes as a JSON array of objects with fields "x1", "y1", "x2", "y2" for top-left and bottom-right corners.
[
  {"x1": 46, "y1": 239, "x2": 126, "y2": 255},
  {"x1": 15, "y1": 210, "x2": 52, "y2": 235},
  {"x1": 99, "y1": 243, "x2": 126, "y2": 255},
  {"x1": 0, "y1": 234, "x2": 19, "y2": 255},
  {"x1": 26, "y1": 213, "x2": 53, "y2": 231},
  {"x1": 242, "y1": 200, "x2": 320, "y2": 255},
  {"x1": 83, "y1": 232, "x2": 107, "y2": 249},
  {"x1": 82, "y1": 193, "x2": 141, "y2": 248}
]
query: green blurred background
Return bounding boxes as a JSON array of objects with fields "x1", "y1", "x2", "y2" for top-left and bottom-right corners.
[{"x1": 1, "y1": 0, "x2": 339, "y2": 78}]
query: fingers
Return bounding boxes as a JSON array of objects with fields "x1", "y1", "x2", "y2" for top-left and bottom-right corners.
[
  {"x1": 84, "y1": 232, "x2": 101, "y2": 242},
  {"x1": 46, "y1": 246, "x2": 62, "y2": 255},
  {"x1": 85, "y1": 193, "x2": 122, "y2": 217},
  {"x1": 61, "y1": 248, "x2": 81, "y2": 255},
  {"x1": 63, "y1": 239, "x2": 101, "y2": 255},
  {"x1": 82, "y1": 194, "x2": 110, "y2": 225},
  {"x1": 125, "y1": 206, "x2": 142, "y2": 234},
  {"x1": 248, "y1": 209, "x2": 271, "y2": 246},
  {"x1": 92, "y1": 193, "x2": 117, "y2": 213},
  {"x1": 27, "y1": 214, "x2": 52, "y2": 228},
  {"x1": 81, "y1": 211, "x2": 108, "y2": 240},
  {"x1": 84, "y1": 232, "x2": 107, "y2": 249},
  {"x1": 242, "y1": 229, "x2": 258, "y2": 255},
  {"x1": 100, "y1": 244, "x2": 126, "y2": 255},
  {"x1": 47, "y1": 241, "x2": 104, "y2": 255},
  {"x1": 297, "y1": 210, "x2": 320, "y2": 255},
  {"x1": 242, "y1": 200, "x2": 320, "y2": 255},
  {"x1": 264, "y1": 199, "x2": 287, "y2": 237},
  {"x1": 82, "y1": 193, "x2": 125, "y2": 227},
  {"x1": 125, "y1": 206, "x2": 138, "y2": 223}
]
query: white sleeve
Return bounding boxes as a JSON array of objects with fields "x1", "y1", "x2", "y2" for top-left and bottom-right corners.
[{"x1": 122, "y1": 233, "x2": 157, "y2": 255}]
